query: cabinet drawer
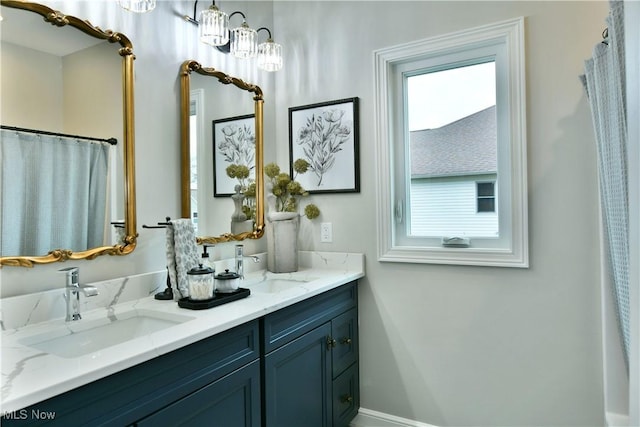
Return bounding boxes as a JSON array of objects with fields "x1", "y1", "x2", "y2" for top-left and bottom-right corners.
[
  {"x1": 332, "y1": 363, "x2": 359, "y2": 427},
  {"x1": 263, "y1": 281, "x2": 357, "y2": 353},
  {"x1": 331, "y1": 308, "x2": 358, "y2": 378}
]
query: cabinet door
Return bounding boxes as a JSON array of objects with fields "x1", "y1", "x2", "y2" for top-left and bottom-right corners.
[
  {"x1": 331, "y1": 308, "x2": 358, "y2": 378},
  {"x1": 264, "y1": 323, "x2": 332, "y2": 427},
  {"x1": 135, "y1": 359, "x2": 261, "y2": 427}
]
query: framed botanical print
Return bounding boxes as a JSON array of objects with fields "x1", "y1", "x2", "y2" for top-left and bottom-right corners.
[
  {"x1": 289, "y1": 97, "x2": 360, "y2": 194},
  {"x1": 212, "y1": 114, "x2": 255, "y2": 197}
]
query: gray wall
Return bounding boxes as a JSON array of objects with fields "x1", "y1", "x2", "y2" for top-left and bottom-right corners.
[
  {"x1": 1, "y1": 43, "x2": 64, "y2": 130},
  {"x1": 1, "y1": 0, "x2": 273, "y2": 294},
  {"x1": 1, "y1": 1, "x2": 609, "y2": 425},
  {"x1": 272, "y1": 1, "x2": 607, "y2": 425}
]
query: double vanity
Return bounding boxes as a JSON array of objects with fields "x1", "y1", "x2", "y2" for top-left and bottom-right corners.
[{"x1": 1, "y1": 252, "x2": 364, "y2": 426}]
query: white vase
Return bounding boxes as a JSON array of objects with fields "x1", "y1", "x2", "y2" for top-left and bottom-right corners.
[
  {"x1": 230, "y1": 219, "x2": 253, "y2": 234},
  {"x1": 230, "y1": 185, "x2": 253, "y2": 234},
  {"x1": 266, "y1": 211, "x2": 299, "y2": 273}
]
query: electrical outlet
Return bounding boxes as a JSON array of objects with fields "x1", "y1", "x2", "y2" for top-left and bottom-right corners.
[{"x1": 320, "y1": 222, "x2": 332, "y2": 243}]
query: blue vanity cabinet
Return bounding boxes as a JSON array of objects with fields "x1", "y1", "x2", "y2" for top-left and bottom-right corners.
[
  {"x1": 1, "y1": 320, "x2": 260, "y2": 427},
  {"x1": 2, "y1": 281, "x2": 359, "y2": 427},
  {"x1": 262, "y1": 281, "x2": 359, "y2": 427}
]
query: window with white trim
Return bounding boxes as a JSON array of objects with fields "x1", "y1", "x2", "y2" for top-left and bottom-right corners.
[{"x1": 373, "y1": 18, "x2": 528, "y2": 267}]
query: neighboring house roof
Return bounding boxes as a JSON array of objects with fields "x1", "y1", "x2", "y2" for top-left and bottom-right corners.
[{"x1": 410, "y1": 105, "x2": 497, "y2": 178}]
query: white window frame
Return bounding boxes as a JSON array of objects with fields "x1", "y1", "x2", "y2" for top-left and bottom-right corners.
[
  {"x1": 190, "y1": 89, "x2": 205, "y2": 231},
  {"x1": 373, "y1": 17, "x2": 528, "y2": 268}
]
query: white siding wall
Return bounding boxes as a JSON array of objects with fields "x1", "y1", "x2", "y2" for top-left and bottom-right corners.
[{"x1": 410, "y1": 178, "x2": 498, "y2": 237}]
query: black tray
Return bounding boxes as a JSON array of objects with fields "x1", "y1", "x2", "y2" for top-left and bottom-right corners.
[{"x1": 178, "y1": 288, "x2": 250, "y2": 310}]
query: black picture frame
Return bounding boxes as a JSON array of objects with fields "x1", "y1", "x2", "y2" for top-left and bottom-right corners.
[
  {"x1": 288, "y1": 97, "x2": 360, "y2": 194},
  {"x1": 212, "y1": 114, "x2": 255, "y2": 197}
]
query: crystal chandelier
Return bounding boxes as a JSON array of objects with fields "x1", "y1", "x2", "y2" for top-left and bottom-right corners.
[{"x1": 183, "y1": 1, "x2": 284, "y2": 72}]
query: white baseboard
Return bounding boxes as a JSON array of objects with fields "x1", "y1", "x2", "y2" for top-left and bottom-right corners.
[
  {"x1": 350, "y1": 408, "x2": 438, "y2": 427},
  {"x1": 606, "y1": 411, "x2": 629, "y2": 427},
  {"x1": 351, "y1": 408, "x2": 626, "y2": 427}
]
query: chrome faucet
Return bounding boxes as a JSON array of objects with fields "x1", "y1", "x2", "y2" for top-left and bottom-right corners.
[
  {"x1": 59, "y1": 267, "x2": 99, "y2": 321},
  {"x1": 235, "y1": 245, "x2": 245, "y2": 279},
  {"x1": 235, "y1": 245, "x2": 260, "y2": 279}
]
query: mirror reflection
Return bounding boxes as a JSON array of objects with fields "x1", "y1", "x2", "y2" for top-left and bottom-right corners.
[
  {"x1": 180, "y1": 60, "x2": 264, "y2": 243},
  {"x1": 0, "y1": 1, "x2": 137, "y2": 266}
]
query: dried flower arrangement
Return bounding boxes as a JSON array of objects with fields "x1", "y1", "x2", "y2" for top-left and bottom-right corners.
[
  {"x1": 226, "y1": 164, "x2": 256, "y2": 219},
  {"x1": 264, "y1": 159, "x2": 320, "y2": 219}
]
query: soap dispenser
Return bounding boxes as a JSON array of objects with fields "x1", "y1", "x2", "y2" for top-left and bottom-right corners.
[{"x1": 200, "y1": 244, "x2": 214, "y2": 273}]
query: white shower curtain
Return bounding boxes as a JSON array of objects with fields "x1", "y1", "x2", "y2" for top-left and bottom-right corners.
[
  {"x1": 0, "y1": 130, "x2": 110, "y2": 256},
  {"x1": 582, "y1": 0, "x2": 629, "y2": 368}
]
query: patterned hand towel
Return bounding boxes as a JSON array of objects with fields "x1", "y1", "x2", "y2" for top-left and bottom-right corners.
[{"x1": 165, "y1": 219, "x2": 199, "y2": 299}]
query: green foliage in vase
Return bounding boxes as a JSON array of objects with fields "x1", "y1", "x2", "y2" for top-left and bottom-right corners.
[
  {"x1": 226, "y1": 164, "x2": 251, "y2": 189},
  {"x1": 227, "y1": 164, "x2": 256, "y2": 220},
  {"x1": 265, "y1": 159, "x2": 320, "y2": 219}
]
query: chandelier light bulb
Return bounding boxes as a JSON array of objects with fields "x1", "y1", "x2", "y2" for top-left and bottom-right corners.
[
  {"x1": 231, "y1": 21, "x2": 257, "y2": 59},
  {"x1": 199, "y1": 4, "x2": 229, "y2": 46},
  {"x1": 257, "y1": 39, "x2": 283, "y2": 72},
  {"x1": 117, "y1": 0, "x2": 156, "y2": 13}
]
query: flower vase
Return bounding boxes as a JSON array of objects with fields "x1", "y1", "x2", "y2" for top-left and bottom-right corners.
[
  {"x1": 231, "y1": 185, "x2": 253, "y2": 234},
  {"x1": 266, "y1": 211, "x2": 299, "y2": 273}
]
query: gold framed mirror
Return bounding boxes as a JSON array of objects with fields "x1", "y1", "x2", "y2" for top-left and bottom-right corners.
[
  {"x1": 180, "y1": 60, "x2": 264, "y2": 244},
  {"x1": 0, "y1": 0, "x2": 137, "y2": 267}
]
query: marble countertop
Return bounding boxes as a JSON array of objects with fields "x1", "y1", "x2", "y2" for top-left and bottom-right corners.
[{"x1": 1, "y1": 251, "x2": 364, "y2": 413}]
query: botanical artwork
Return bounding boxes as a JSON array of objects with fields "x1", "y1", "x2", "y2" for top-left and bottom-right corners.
[
  {"x1": 289, "y1": 98, "x2": 360, "y2": 193},
  {"x1": 213, "y1": 114, "x2": 255, "y2": 196}
]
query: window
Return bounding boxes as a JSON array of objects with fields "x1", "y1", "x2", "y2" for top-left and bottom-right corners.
[
  {"x1": 477, "y1": 182, "x2": 496, "y2": 213},
  {"x1": 373, "y1": 18, "x2": 528, "y2": 267},
  {"x1": 190, "y1": 89, "x2": 205, "y2": 233}
]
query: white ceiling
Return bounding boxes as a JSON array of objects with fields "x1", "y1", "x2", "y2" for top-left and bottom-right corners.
[{"x1": 1, "y1": 5, "x2": 104, "y2": 57}]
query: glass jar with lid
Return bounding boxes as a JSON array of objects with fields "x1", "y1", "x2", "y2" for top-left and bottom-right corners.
[{"x1": 187, "y1": 263, "x2": 215, "y2": 300}]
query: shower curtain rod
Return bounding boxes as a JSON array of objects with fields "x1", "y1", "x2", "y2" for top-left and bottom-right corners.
[{"x1": 0, "y1": 125, "x2": 118, "y2": 145}]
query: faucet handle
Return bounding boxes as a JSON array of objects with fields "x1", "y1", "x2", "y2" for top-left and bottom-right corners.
[
  {"x1": 58, "y1": 267, "x2": 79, "y2": 286},
  {"x1": 81, "y1": 285, "x2": 99, "y2": 297}
]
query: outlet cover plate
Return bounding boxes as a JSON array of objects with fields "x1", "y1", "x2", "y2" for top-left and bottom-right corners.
[{"x1": 320, "y1": 222, "x2": 332, "y2": 243}]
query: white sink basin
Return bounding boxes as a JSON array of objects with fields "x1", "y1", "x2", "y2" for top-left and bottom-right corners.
[
  {"x1": 249, "y1": 278, "x2": 315, "y2": 293},
  {"x1": 18, "y1": 309, "x2": 195, "y2": 358}
]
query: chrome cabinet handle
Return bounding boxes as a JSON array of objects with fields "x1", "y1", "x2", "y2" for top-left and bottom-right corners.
[{"x1": 341, "y1": 337, "x2": 352, "y2": 345}]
